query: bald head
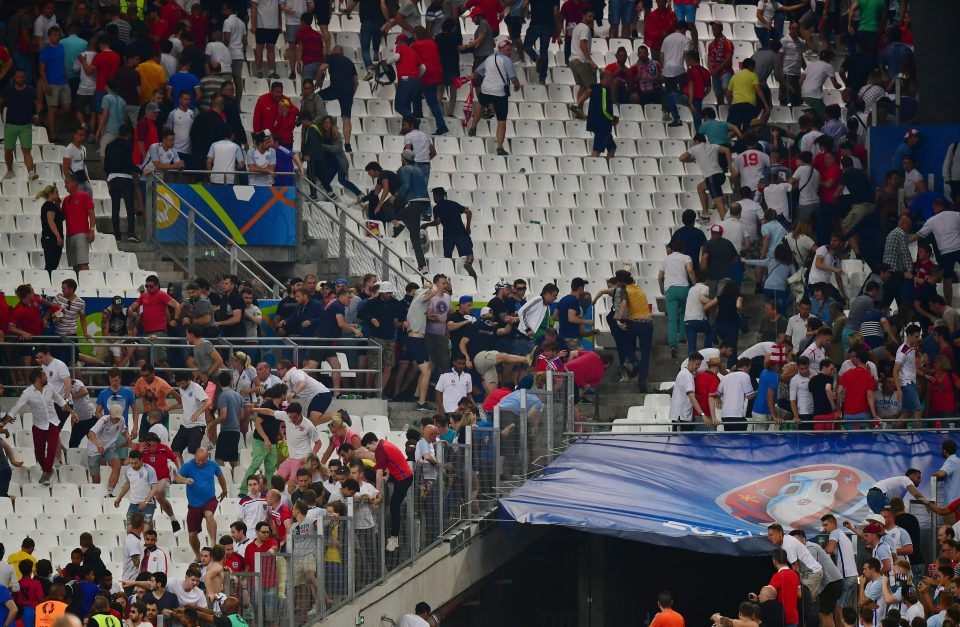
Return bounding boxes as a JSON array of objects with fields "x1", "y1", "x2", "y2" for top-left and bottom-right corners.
[
  {"x1": 222, "y1": 597, "x2": 240, "y2": 615},
  {"x1": 267, "y1": 489, "x2": 282, "y2": 505},
  {"x1": 53, "y1": 616, "x2": 82, "y2": 627},
  {"x1": 194, "y1": 447, "x2": 209, "y2": 465},
  {"x1": 759, "y1": 586, "x2": 777, "y2": 601}
]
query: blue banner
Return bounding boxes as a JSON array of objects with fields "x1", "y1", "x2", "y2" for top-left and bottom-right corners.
[
  {"x1": 155, "y1": 183, "x2": 297, "y2": 247},
  {"x1": 869, "y1": 124, "x2": 960, "y2": 194},
  {"x1": 499, "y1": 433, "x2": 947, "y2": 555}
]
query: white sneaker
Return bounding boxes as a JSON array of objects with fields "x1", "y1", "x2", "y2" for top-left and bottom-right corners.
[
  {"x1": 2, "y1": 172, "x2": 14, "y2": 180},
  {"x1": 385, "y1": 536, "x2": 399, "y2": 552},
  {"x1": 29, "y1": 170, "x2": 38, "y2": 181}
]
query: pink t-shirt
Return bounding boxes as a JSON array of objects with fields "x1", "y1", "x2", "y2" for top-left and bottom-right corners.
[
  {"x1": 135, "y1": 290, "x2": 173, "y2": 333},
  {"x1": 332, "y1": 428, "x2": 359, "y2": 449}
]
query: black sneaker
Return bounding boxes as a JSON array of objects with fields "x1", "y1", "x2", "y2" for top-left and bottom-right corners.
[
  {"x1": 337, "y1": 408, "x2": 352, "y2": 427},
  {"x1": 392, "y1": 224, "x2": 406, "y2": 237},
  {"x1": 667, "y1": 119, "x2": 683, "y2": 127},
  {"x1": 467, "y1": 127, "x2": 477, "y2": 137},
  {"x1": 171, "y1": 519, "x2": 182, "y2": 533},
  {"x1": 289, "y1": 72, "x2": 296, "y2": 80},
  {"x1": 344, "y1": 143, "x2": 352, "y2": 153},
  {"x1": 417, "y1": 401, "x2": 435, "y2": 412}
]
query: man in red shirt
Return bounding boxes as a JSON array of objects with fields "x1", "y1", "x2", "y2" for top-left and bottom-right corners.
[
  {"x1": 129, "y1": 274, "x2": 180, "y2": 365},
  {"x1": 464, "y1": 0, "x2": 501, "y2": 35},
  {"x1": 221, "y1": 535, "x2": 245, "y2": 572},
  {"x1": 253, "y1": 82, "x2": 285, "y2": 135},
  {"x1": 158, "y1": 0, "x2": 186, "y2": 37},
  {"x1": 362, "y1": 432, "x2": 413, "y2": 553},
  {"x1": 643, "y1": 0, "x2": 676, "y2": 57},
  {"x1": 412, "y1": 27, "x2": 448, "y2": 135},
  {"x1": 244, "y1": 522, "x2": 278, "y2": 582},
  {"x1": 266, "y1": 489, "x2": 292, "y2": 547},
  {"x1": 837, "y1": 349, "x2": 878, "y2": 429},
  {"x1": 565, "y1": 350, "x2": 613, "y2": 391},
  {"x1": 694, "y1": 356, "x2": 721, "y2": 427},
  {"x1": 140, "y1": 432, "x2": 183, "y2": 532},
  {"x1": 559, "y1": 0, "x2": 585, "y2": 62},
  {"x1": 706, "y1": 21, "x2": 733, "y2": 106},
  {"x1": 80, "y1": 37, "x2": 121, "y2": 114},
  {"x1": 295, "y1": 14, "x2": 324, "y2": 82},
  {"x1": 390, "y1": 35, "x2": 424, "y2": 120},
  {"x1": 604, "y1": 47, "x2": 632, "y2": 103},
  {"x1": 62, "y1": 176, "x2": 96, "y2": 272},
  {"x1": 666, "y1": 50, "x2": 710, "y2": 130},
  {"x1": 768, "y1": 549, "x2": 801, "y2": 627}
]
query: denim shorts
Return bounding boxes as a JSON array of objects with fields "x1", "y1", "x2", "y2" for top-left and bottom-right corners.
[
  {"x1": 673, "y1": 3, "x2": 697, "y2": 21},
  {"x1": 608, "y1": 0, "x2": 637, "y2": 25},
  {"x1": 87, "y1": 447, "x2": 119, "y2": 476},
  {"x1": 901, "y1": 383, "x2": 921, "y2": 411},
  {"x1": 126, "y1": 502, "x2": 156, "y2": 525}
]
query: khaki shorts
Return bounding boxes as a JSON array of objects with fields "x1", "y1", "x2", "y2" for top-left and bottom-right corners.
[
  {"x1": 45, "y1": 83, "x2": 72, "y2": 106},
  {"x1": 66, "y1": 233, "x2": 89, "y2": 266},
  {"x1": 370, "y1": 337, "x2": 395, "y2": 370},
  {"x1": 156, "y1": 478, "x2": 171, "y2": 496},
  {"x1": 474, "y1": 350, "x2": 499, "y2": 388},
  {"x1": 842, "y1": 202, "x2": 874, "y2": 232},
  {"x1": 569, "y1": 59, "x2": 595, "y2": 90},
  {"x1": 293, "y1": 552, "x2": 317, "y2": 586}
]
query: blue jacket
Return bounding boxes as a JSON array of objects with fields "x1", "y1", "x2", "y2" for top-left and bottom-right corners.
[
  {"x1": 284, "y1": 299, "x2": 323, "y2": 337},
  {"x1": 586, "y1": 83, "x2": 614, "y2": 133}
]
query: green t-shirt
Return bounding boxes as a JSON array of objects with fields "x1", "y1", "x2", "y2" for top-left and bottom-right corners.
[{"x1": 858, "y1": 0, "x2": 885, "y2": 32}]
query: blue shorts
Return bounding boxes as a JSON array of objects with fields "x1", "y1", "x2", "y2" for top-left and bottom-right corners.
[
  {"x1": 307, "y1": 391, "x2": 333, "y2": 416},
  {"x1": 126, "y1": 502, "x2": 156, "y2": 525},
  {"x1": 94, "y1": 91, "x2": 106, "y2": 113},
  {"x1": 592, "y1": 126, "x2": 616, "y2": 154},
  {"x1": 608, "y1": 0, "x2": 637, "y2": 25},
  {"x1": 901, "y1": 383, "x2": 921, "y2": 411},
  {"x1": 673, "y1": 3, "x2": 697, "y2": 21},
  {"x1": 442, "y1": 235, "x2": 474, "y2": 257},
  {"x1": 406, "y1": 336, "x2": 429, "y2": 365}
]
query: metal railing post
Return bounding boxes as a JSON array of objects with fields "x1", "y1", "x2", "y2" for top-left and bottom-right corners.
[
  {"x1": 464, "y1": 427, "x2": 474, "y2": 518},
  {"x1": 346, "y1": 498, "x2": 356, "y2": 598},
  {"x1": 407, "y1": 475, "x2": 417, "y2": 556},
  {"x1": 316, "y1": 522, "x2": 326, "y2": 619},
  {"x1": 379, "y1": 489, "x2": 387, "y2": 581},
  {"x1": 520, "y1": 389, "x2": 529, "y2": 475},
  {"x1": 255, "y1": 552, "x2": 264, "y2": 627},
  {"x1": 546, "y1": 372, "x2": 555, "y2": 461},
  {"x1": 187, "y1": 205, "x2": 196, "y2": 279},
  {"x1": 493, "y1": 405, "x2": 501, "y2": 495},
  {"x1": 229, "y1": 243, "x2": 238, "y2": 276},
  {"x1": 145, "y1": 175, "x2": 156, "y2": 242},
  {"x1": 286, "y1": 550, "x2": 294, "y2": 627},
  {"x1": 436, "y1": 442, "x2": 445, "y2": 536},
  {"x1": 338, "y1": 209, "x2": 349, "y2": 278},
  {"x1": 381, "y1": 246, "x2": 390, "y2": 281}
]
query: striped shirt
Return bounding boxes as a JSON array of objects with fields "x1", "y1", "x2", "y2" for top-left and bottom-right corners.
[{"x1": 54, "y1": 294, "x2": 85, "y2": 337}]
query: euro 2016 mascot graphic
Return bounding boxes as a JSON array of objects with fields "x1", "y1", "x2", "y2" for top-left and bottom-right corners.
[{"x1": 716, "y1": 465, "x2": 875, "y2": 533}]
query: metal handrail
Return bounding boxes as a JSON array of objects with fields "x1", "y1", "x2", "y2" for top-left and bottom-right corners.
[
  {"x1": 298, "y1": 174, "x2": 428, "y2": 285},
  {"x1": 150, "y1": 175, "x2": 285, "y2": 297}
]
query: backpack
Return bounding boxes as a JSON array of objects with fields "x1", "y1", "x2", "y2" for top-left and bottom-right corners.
[{"x1": 371, "y1": 60, "x2": 396, "y2": 94}]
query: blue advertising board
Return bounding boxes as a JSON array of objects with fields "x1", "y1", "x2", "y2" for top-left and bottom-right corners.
[{"x1": 499, "y1": 433, "x2": 947, "y2": 555}]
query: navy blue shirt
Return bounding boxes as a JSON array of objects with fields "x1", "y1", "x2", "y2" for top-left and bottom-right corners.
[
  {"x1": 463, "y1": 319, "x2": 498, "y2": 359},
  {"x1": 433, "y1": 199, "x2": 468, "y2": 237},
  {"x1": 326, "y1": 53, "x2": 358, "y2": 93},
  {"x1": 283, "y1": 298, "x2": 323, "y2": 337},
  {"x1": 671, "y1": 225, "x2": 707, "y2": 264},
  {"x1": 555, "y1": 294, "x2": 581, "y2": 340},
  {"x1": 318, "y1": 300, "x2": 345, "y2": 338},
  {"x1": 3, "y1": 85, "x2": 37, "y2": 125}
]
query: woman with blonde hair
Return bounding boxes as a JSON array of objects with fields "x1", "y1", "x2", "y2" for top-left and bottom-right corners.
[
  {"x1": 785, "y1": 219, "x2": 816, "y2": 269},
  {"x1": 318, "y1": 416, "x2": 374, "y2": 464},
  {"x1": 231, "y1": 351, "x2": 257, "y2": 433},
  {"x1": 37, "y1": 184, "x2": 64, "y2": 275}
]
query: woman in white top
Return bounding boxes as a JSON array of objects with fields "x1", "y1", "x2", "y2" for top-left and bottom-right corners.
[
  {"x1": 784, "y1": 219, "x2": 816, "y2": 269},
  {"x1": 659, "y1": 240, "x2": 697, "y2": 357}
]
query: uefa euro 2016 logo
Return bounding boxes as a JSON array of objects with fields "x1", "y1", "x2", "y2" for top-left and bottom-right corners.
[{"x1": 715, "y1": 465, "x2": 875, "y2": 533}]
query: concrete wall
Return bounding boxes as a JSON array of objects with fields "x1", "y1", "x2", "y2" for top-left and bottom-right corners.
[{"x1": 317, "y1": 522, "x2": 544, "y2": 626}]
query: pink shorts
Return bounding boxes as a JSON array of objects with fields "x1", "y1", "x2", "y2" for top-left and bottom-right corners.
[{"x1": 276, "y1": 456, "x2": 305, "y2": 483}]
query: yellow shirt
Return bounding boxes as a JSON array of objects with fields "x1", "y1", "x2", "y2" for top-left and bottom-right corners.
[
  {"x1": 136, "y1": 60, "x2": 167, "y2": 105},
  {"x1": 728, "y1": 69, "x2": 759, "y2": 106},
  {"x1": 624, "y1": 284, "x2": 651, "y2": 320},
  {"x1": 8, "y1": 551, "x2": 37, "y2": 580}
]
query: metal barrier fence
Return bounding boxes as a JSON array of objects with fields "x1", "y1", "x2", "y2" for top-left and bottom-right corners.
[
  {"x1": 574, "y1": 416, "x2": 960, "y2": 434},
  {"x1": 0, "y1": 335, "x2": 383, "y2": 397}
]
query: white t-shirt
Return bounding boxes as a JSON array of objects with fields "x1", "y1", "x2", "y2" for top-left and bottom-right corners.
[
  {"x1": 168, "y1": 577, "x2": 207, "y2": 607},
  {"x1": 781, "y1": 533, "x2": 822, "y2": 572},
  {"x1": 72, "y1": 380, "x2": 97, "y2": 421},
  {"x1": 149, "y1": 423, "x2": 170, "y2": 443},
  {"x1": 247, "y1": 147, "x2": 276, "y2": 186},
  {"x1": 738, "y1": 198, "x2": 764, "y2": 237},
  {"x1": 398, "y1": 616, "x2": 430, "y2": 627},
  {"x1": 280, "y1": 0, "x2": 308, "y2": 24},
  {"x1": 476, "y1": 53, "x2": 516, "y2": 97},
  {"x1": 142, "y1": 143, "x2": 181, "y2": 179},
  {"x1": 800, "y1": 60, "x2": 835, "y2": 99},
  {"x1": 715, "y1": 370, "x2": 754, "y2": 418},
  {"x1": 43, "y1": 358, "x2": 71, "y2": 397},
  {"x1": 756, "y1": 0, "x2": 779, "y2": 27},
  {"x1": 874, "y1": 475, "x2": 914, "y2": 498},
  {"x1": 681, "y1": 348, "x2": 719, "y2": 373},
  {"x1": 436, "y1": 370, "x2": 473, "y2": 413},
  {"x1": 415, "y1": 438, "x2": 438, "y2": 481},
  {"x1": 669, "y1": 368, "x2": 696, "y2": 421},
  {"x1": 661, "y1": 32, "x2": 692, "y2": 77},
  {"x1": 763, "y1": 182, "x2": 792, "y2": 216},
  {"x1": 902, "y1": 168, "x2": 923, "y2": 200},
  {"x1": 208, "y1": 140, "x2": 245, "y2": 185},
  {"x1": 122, "y1": 532, "x2": 144, "y2": 582},
  {"x1": 806, "y1": 245, "x2": 839, "y2": 286},
  {"x1": 568, "y1": 23, "x2": 592, "y2": 64},
  {"x1": 64, "y1": 143, "x2": 87, "y2": 177},
  {"x1": 828, "y1": 529, "x2": 858, "y2": 577},
  {"x1": 87, "y1": 416, "x2": 126, "y2": 454},
  {"x1": 801, "y1": 343, "x2": 826, "y2": 373},
  {"x1": 123, "y1": 464, "x2": 159, "y2": 503},
  {"x1": 894, "y1": 343, "x2": 917, "y2": 385},
  {"x1": 918, "y1": 210, "x2": 960, "y2": 255},
  {"x1": 179, "y1": 381, "x2": 209, "y2": 428},
  {"x1": 661, "y1": 252, "x2": 692, "y2": 290},
  {"x1": 34, "y1": 14, "x2": 58, "y2": 44},
  {"x1": 735, "y1": 149, "x2": 770, "y2": 191},
  {"x1": 789, "y1": 373, "x2": 813, "y2": 414},
  {"x1": 739, "y1": 341, "x2": 776, "y2": 361},
  {"x1": 684, "y1": 283, "x2": 710, "y2": 321},
  {"x1": 222, "y1": 15, "x2": 247, "y2": 60},
  {"x1": 278, "y1": 413, "x2": 321, "y2": 459},
  {"x1": 793, "y1": 165, "x2": 821, "y2": 206},
  {"x1": 253, "y1": 0, "x2": 281, "y2": 29},
  {"x1": 786, "y1": 313, "x2": 809, "y2": 348},
  {"x1": 689, "y1": 142, "x2": 723, "y2": 177},
  {"x1": 353, "y1": 482, "x2": 380, "y2": 529},
  {"x1": 165, "y1": 108, "x2": 195, "y2": 154},
  {"x1": 838, "y1": 359, "x2": 878, "y2": 380},
  {"x1": 205, "y1": 41, "x2": 232, "y2": 73},
  {"x1": 283, "y1": 367, "x2": 330, "y2": 402},
  {"x1": 719, "y1": 217, "x2": 745, "y2": 253},
  {"x1": 404, "y1": 130, "x2": 432, "y2": 163},
  {"x1": 75, "y1": 51, "x2": 97, "y2": 96},
  {"x1": 799, "y1": 130, "x2": 824, "y2": 156}
]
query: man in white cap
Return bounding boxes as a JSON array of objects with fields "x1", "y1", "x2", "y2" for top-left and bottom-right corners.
[
  {"x1": 358, "y1": 281, "x2": 408, "y2": 395},
  {"x1": 891, "y1": 128, "x2": 919, "y2": 174},
  {"x1": 468, "y1": 37, "x2": 521, "y2": 156}
]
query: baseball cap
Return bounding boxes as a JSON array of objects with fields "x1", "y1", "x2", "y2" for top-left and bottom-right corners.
[
  {"x1": 498, "y1": 38, "x2": 512, "y2": 48},
  {"x1": 401, "y1": 148, "x2": 416, "y2": 161},
  {"x1": 334, "y1": 278, "x2": 349, "y2": 288},
  {"x1": 710, "y1": 224, "x2": 724, "y2": 235},
  {"x1": 571, "y1": 277, "x2": 588, "y2": 290},
  {"x1": 493, "y1": 281, "x2": 510, "y2": 294},
  {"x1": 865, "y1": 513, "x2": 885, "y2": 525},
  {"x1": 863, "y1": 524, "x2": 883, "y2": 535},
  {"x1": 396, "y1": 34, "x2": 409, "y2": 44},
  {"x1": 458, "y1": 295, "x2": 474, "y2": 304},
  {"x1": 375, "y1": 280, "x2": 396, "y2": 293},
  {"x1": 480, "y1": 306, "x2": 493, "y2": 317},
  {"x1": 904, "y1": 128, "x2": 920, "y2": 140},
  {"x1": 112, "y1": 295, "x2": 124, "y2": 307},
  {"x1": 468, "y1": 6, "x2": 483, "y2": 17},
  {"x1": 145, "y1": 102, "x2": 160, "y2": 112}
]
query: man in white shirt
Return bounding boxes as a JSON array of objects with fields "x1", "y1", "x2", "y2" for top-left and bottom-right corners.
[
  {"x1": 680, "y1": 133, "x2": 732, "y2": 221},
  {"x1": 822, "y1": 513, "x2": 859, "y2": 624},
  {"x1": 733, "y1": 138, "x2": 771, "y2": 193},
  {"x1": 868, "y1": 470, "x2": 927, "y2": 513},
  {"x1": 786, "y1": 300, "x2": 812, "y2": 348},
  {"x1": 207, "y1": 129, "x2": 245, "y2": 184},
  {"x1": 277, "y1": 360, "x2": 334, "y2": 425},
  {"x1": 122, "y1": 512, "x2": 146, "y2": 582},
  {"x1": 789, "y1": 356, "x2": 814, "y2": 429},
  {"x1": 660, "y1": 20, "x2": 692, "y2": 83},
  {"x1": 402, "y1": 117, "x2": 435, "y2": 183},
  {"x1": 164, "y1": 91, "x2": 195, "y2": 168},
  {"x1": 204, "y1": 32, "x2": 232, "y2": 76},
  {"x1": 171, "y1": 371, "x2": 211, "y2": 462},
  {"x1": 800, "y1": 50, "x2": 841, "y2": 116},
  {"x1": 767, "y1": 523, "x2": 824, "y2": 598},
  {"x1": 471, "y1": 40, "x2": 521, "y2": 156},
  {"x1": 713, "y1": 357, "x2": 756, "y2": 431},
  {"x1": 114, "y1": 449, "x2": 160, "y2": 525},
  {"x1": 893, "y1": 324, "x2": 923, "y2": 425},
  {"x1": 398, "y1": 602, "x2": 433, "y2": 627},
  {"x1": 35, "y1": 346, "x2": 73, "y2": 415},
  {"x1": 435, "y1": 355, "x2": 473, "y2": 414},
  {"x1": 3, "y1": 368, "x2": 77, "y2": 485},
  {"x1": 669, "y1": 352, "x2": 709, "y2": 429},
  {"x1": 911, "y1": 198, "x2": 960, "y2": 306},
  {"x1": 272, "y1": 402, "x2": 323, "y2": 484},
  {"x1": 88, "y1": 405, "x2": 129, "y2": 493},
  {"x1": 762, "y1": 180, "x2": 793, "y2": 217},
  {"x1": 779, "y1": 22, "x2": 805, "y2": 106},
  {"x1": 806, "y1": 233, "x2": 846, "y2": 301},
  {"x1": 141, "y1": 529, "x2": 171, "y2": 576},
  {"x1": 141, "y1": 130, "x2": 185, "y2": 180},
  {"x1": 567, "y1": 9, "x2": 597, "y2": 117},
  {"x1": 879, "y1": 508, "x2": 914, "y2": 562},
  {"x1": 801, "y1": 328, "x2": 831, "y2": 373},
  {"x1": 237, "y1": 477, "x2": 269, "y2": 540},
  {"x1": 221, "y1": 4, "x2": 247, "y2": 95},
  {"x1": 790, "y1": 152, "x2": 822, "y2": 222},
  {"x1": 718, "y1": 204, "x2": 747, "y2": 254}
]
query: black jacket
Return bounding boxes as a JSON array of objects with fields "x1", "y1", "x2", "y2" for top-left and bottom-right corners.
[{"x1": 103, "y1": 137, "x2": 136, "y2": 177}]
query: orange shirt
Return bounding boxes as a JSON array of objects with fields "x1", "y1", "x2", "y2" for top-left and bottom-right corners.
[
  {"x1": 34, "y1": 600, "x2": 68, "y2": 627},
  {"x1": 651, "y1": 608, "x2": 686, "y2": 627},
  {"x1": 133, "y1": 376, "x2": 174, "y2": 412}
]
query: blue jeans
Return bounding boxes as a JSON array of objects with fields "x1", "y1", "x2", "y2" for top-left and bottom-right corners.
[
  {"x1": 624, "y1": 320, "x2": 653, "y2": 381},
  {"x1": 421, "y1": 84, "x2": 448, "y2": 133},
  {"x1": 764, "y1": 288, "x2": 792, "y2": 317},
  {"x1": 674, "y1": 3, "x2": 697, "y2": 21},
  {"x1": 842, "y1": 411, "x2": 871, "y2": 431},
  {"x1": 666, "y1": 92, "x2": 704, "y2": 129},
  {"x1": 524, "y1": 25, "x2": 552, "y2": 82},
  {"x1": 685, "y1": 319, "x2": 713, "y2": 353},
  {"x1": 396, "y1": 77, "x2": 423, "y2": 118},
  {"x1": 712, "y1": 72, "x2": 732, "y2": 104},
  {"x1": 866, "y1": 488, "x2": 888, "y2": 514},
  {"x1": 664, "y1": 285, "x2": 688, "y2": 348},
  {"x1": 359, "y1": 21, "x2": 383, "y2": 69}
]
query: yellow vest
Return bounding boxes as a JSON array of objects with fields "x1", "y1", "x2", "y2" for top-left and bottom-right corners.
[
  {"x1": 624, "y1": 284, "x2": 650, "y2": 320},
  {"x1": 119, "y1": 0, "x2": 145, "y2": 20}
]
